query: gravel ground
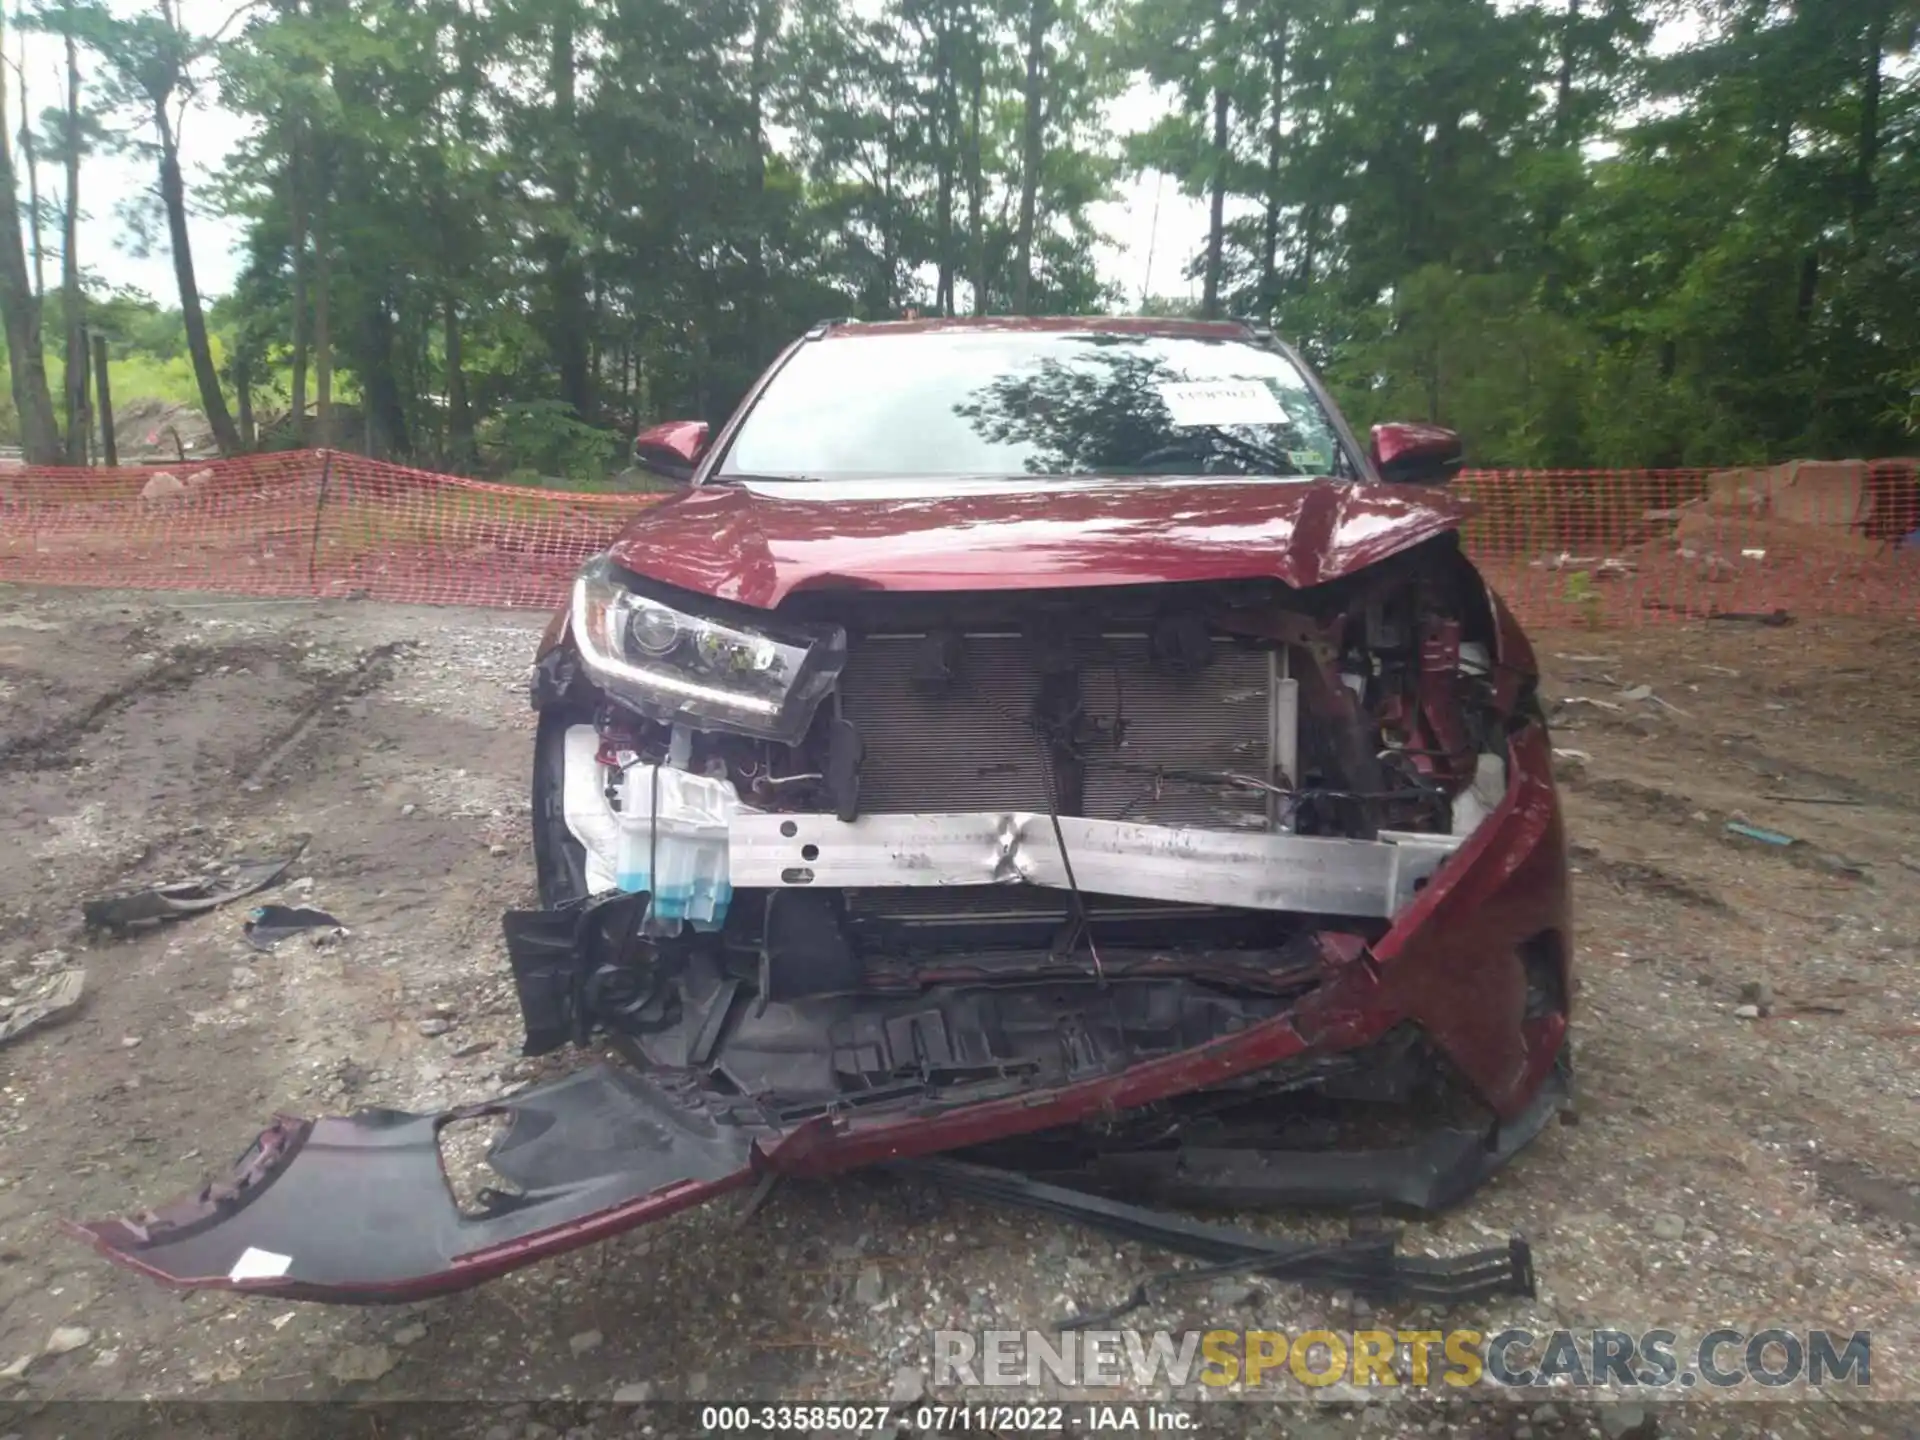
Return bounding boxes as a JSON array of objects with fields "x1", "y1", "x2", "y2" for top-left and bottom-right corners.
[{"x1": 1, "y1": 583, "x2": 1917, "y2": 1439}]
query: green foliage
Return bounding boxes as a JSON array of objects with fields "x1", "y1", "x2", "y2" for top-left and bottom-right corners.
[
  {"x1": 1562, "y1": 570, "x2": 1603, "y2": 629},
  {"x1": 482, "y1": 401, "x2": 624, "y2": 484},
  {"x1": 1, "y1": 0, "x2": 1913, "y2": 481},
  {"x1": 1889, "y1": 367, "x2": 1920, "y2": 438},
  {"x1": 0, "y1": 330, "x2": 205, "y2": 442},
  {"x1": 1328, "y1": 266, "x2": 1594, "y2": 468},
  {"x1": 1139, "y1": 0, "x2": 1919, "y2": 469}
]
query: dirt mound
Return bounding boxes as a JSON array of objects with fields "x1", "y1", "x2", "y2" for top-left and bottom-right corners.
[{"x1": 115, "y1": 397, "x2": 217, "y2": 462}]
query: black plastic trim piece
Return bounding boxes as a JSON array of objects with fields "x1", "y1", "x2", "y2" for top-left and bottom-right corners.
[{"x1": 906, "y1": 1155, "x2": 1536, "y2": 1327}]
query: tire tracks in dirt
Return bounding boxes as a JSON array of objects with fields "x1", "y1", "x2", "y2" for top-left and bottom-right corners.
[
  {"x1": 1552, "y1": 701, "x2": 1920, "y2": 814},
  {"x1": 232, "y1": 640, "x2": 413, "y2": 792},
  {"x1": 0, "y1": 639, "x2": 415, "y2": 953},
  {"x1": 1567, "y1": 840, "x2": 1735, "y2": 914},
  {"x1": 0, "y1": 644, "x2": 274, "y2": 773},
  {"x1": 1560, "y1": 768, "x2": 1889, "y2": 885},
  {"x1": 0, "y1": 636, "x2": 410, "y2": 780}
]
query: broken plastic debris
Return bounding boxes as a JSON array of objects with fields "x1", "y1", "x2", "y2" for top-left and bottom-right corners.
[
  {"x1": 66, "y1": 1065, "x2": 761, "y2": 1302},
  {"x1": 1726, "y1": 821, "x2": 1798, "y2": 847},
  {"x1": 1813, "y1": 852, "x2": 1866, "y2": 879},
  {"x1": 1617, "y1": 684, "x2": 1691, "y2": 717},
  {"x1": 1539, "y1": 554, "x2": 1633, "y2": 576},
  {"x1": 83, "y1": 850, "x2": 303, "y2": 934},
  {"x1": 228, "y1": 1247, "x2": 293, "y2": 1281},
  {"x1": 244, "y1": 905, "x2": 346, "y2": 951},
  {"x1": 913, "y1": 1157, "x2": 1536, "y2": 1332},
  {"x1": 0, "y1": 969, "x2": 86, "y2": 1048},
  {"x1": 1707, "y1": 608, "x2": 1794, "y2": 627}
]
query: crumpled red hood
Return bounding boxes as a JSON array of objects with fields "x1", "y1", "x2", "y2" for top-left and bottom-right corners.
[{"x1": 607, "y1": 476, "x2": 1471, "y2": 608}]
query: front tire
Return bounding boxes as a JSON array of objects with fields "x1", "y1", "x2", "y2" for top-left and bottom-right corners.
[{"x1": 532, "y1": 709, "x2": 592, "y2": 907}]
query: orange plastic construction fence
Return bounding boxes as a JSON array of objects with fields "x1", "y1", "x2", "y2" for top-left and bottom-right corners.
[{"x1": 2, "y1": 450, "x2": 1915, "y2": 625}]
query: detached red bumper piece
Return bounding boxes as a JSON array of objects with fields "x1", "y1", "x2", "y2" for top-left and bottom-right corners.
[
  {"x1": 67, "y1": 1067, "x2": 765, "y2": 1304},
  {"x1": 72, "y1": 674, "x2": 1571, "y2": 1305},
  {"x1": 70, "y1": 713, "x2": 1568, "y2": 1304}
]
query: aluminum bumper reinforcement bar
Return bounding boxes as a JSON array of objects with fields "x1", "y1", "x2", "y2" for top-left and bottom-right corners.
[{"x1": 730, "y1": 812, "x2": 1464, "y2": 919}]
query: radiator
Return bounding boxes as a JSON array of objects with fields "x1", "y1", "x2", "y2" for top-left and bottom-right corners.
[{"x1": 838, "y1": 631, "x2": 1292, "y2": 833}]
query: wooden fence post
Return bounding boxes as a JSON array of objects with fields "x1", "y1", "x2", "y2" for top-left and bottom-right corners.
[
  {"x1": 92, "y1": 332, "x2": 116, "y2": 467},
  {"x1": 71, "y1": 324, "x2": 92, "y2": 466}
]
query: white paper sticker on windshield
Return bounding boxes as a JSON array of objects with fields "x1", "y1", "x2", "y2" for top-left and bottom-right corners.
[{"x1": 1156, "y1": 380, "x2": 1288, "y2": 428}]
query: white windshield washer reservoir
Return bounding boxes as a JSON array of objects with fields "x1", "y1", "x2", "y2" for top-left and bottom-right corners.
[
  {"x1": 612, "y1": 763, "x2": 743, "y2": 931},
  {"x1": 559, "y1": 724, "x2": 745, "y2": 930}
]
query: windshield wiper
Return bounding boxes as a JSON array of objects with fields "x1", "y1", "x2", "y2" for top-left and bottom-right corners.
[{"x1": 1130, "y1": 433, "x2": 1301, "y2": 477}]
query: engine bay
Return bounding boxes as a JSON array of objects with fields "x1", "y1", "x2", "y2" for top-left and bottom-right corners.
[
  {"x1": 544, "y1": 535, "x2": 1523, "y2": 853},
  {"x1": 517, "y1": 535, "x2": 1539, "y2": 1120}
]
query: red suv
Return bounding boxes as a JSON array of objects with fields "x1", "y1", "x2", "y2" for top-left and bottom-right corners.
[{"x1": 76, "y1": 318, "x2": 1570, "y2": 1302}]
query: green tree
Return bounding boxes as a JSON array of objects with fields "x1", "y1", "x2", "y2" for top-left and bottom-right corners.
[
  {"x1": 12, "y1": 0, "x2": 1900, "y2": 477},
  {"x1": 67, "y1": 0, "x2": 242, "y2": 455},
  {"x1": 0, "y1": 1, "x2": 58, "y2": 461}
]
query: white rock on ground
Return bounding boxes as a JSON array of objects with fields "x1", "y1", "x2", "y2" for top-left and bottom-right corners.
[
  {"x1": 42, "y1": 1327, "x2": 91, "y2": 1357},
  {"x1": 328, "y1": 1343, "x2": 396, "y2": 1383},
  {"x1": 889, "y1": 1367, "x2": 927, "y2": 1404}
]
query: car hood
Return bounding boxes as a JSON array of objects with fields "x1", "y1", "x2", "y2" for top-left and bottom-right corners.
[{"x1": 607, "y1": 476, "x2": 1471, "y2": 607}]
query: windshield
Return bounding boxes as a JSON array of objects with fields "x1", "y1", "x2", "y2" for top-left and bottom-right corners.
[{"x1": 715, "y1": 331, "x2": 1350, "y2": 482}]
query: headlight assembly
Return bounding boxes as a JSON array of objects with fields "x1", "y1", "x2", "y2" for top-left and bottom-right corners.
[{"x1": 569, "y1": 557, "x2": 847, "y2": 744}]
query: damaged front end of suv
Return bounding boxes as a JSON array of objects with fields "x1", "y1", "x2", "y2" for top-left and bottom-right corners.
[{"x1": 73, "y1": 320, "x2": 1570, "y2": 1303}]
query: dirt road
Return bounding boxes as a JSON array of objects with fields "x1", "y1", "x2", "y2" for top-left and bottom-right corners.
[{"x1": 1, "y1": 583, "x2": 1917, "y2": 1438}]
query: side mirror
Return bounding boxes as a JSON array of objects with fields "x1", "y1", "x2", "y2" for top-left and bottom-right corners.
[
  {"x1": 633, "y1": 420, "x2": 711, "y2": 484},
  {"x1": 1369, "y1": 422, "x2": 1464, "y2": 485}
]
